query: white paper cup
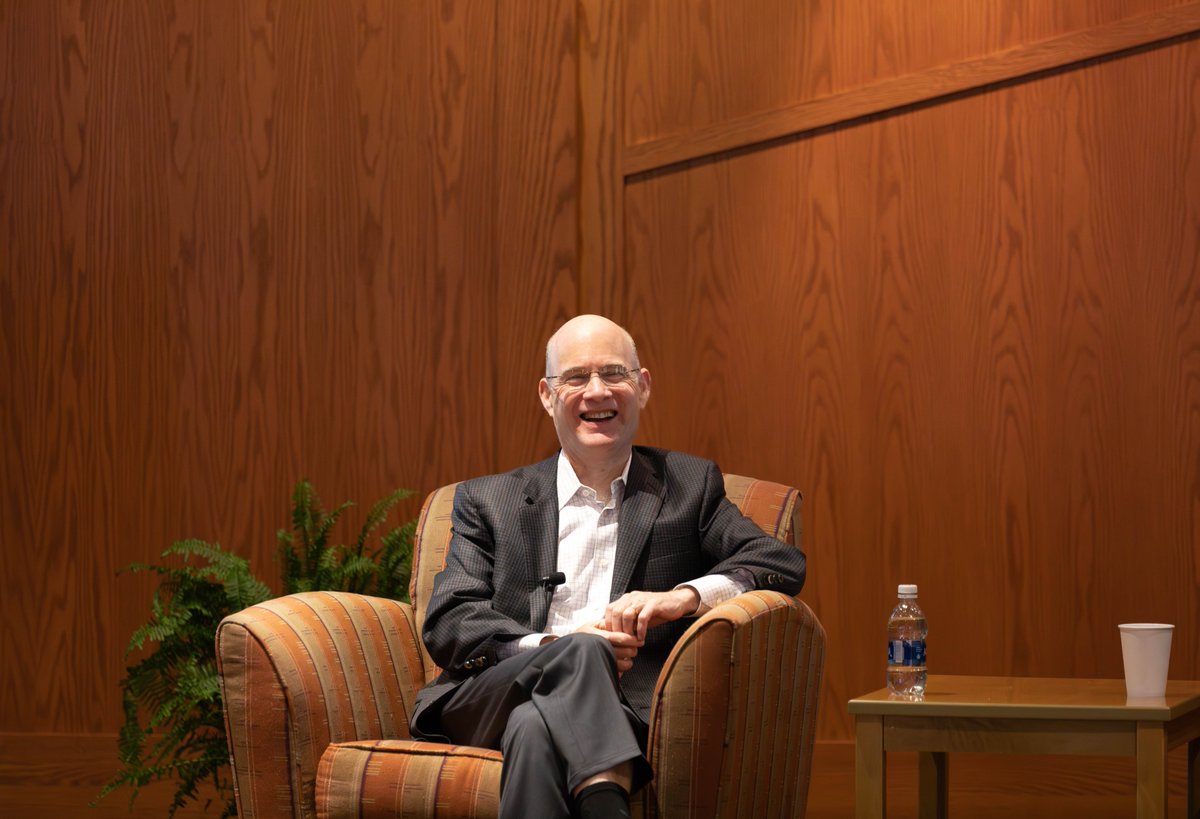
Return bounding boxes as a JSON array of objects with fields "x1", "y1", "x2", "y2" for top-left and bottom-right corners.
[{"x1": 1119, "y1": 623, "x2": 1173, "y2": 698}]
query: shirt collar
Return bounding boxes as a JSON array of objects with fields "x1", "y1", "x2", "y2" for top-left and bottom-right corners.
[{"x1": 556, "y1": 451, "x2": 632, "y2": 510}]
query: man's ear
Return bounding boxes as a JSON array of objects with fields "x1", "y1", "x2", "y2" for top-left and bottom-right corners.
[
  {"x1": 637, "y1": 368, "x2": 652, "y2": 407},
  {"x1": 538, "y1": 379, "x2": 556, "y2": 415}
]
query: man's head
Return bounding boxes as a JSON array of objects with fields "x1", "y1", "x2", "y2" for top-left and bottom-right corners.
[{"x1": 539, "y1": 315, "x2": 651, "y2": 476}]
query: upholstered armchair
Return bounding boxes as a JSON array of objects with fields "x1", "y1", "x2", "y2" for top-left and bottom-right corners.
[{"x1": 216, "y1": 474, "x2": 825, "y2": 818}]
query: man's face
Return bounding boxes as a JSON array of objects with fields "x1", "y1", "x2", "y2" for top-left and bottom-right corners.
[{"x1": 538, "y1": 320, "x2": 651, "y2": 469}]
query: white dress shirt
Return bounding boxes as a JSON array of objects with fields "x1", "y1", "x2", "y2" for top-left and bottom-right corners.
[{"x1": 509, "y1": 452, "x2": 748, "y2": 653}]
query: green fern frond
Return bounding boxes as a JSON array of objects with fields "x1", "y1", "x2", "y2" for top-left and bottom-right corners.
[
  {"x1": 315, "y1": 545, "x2": 338, "y2": 578},
  {"x1": 120, "y1": 561, "x2": 173, "y2": 576},
  {"x1": 223, "y1": 568, "x2": 272, "y2": 610},
  {"x1": 128, "y1": 606, "x2": 194, "y2": 652},
  {"x1": 313, "y1": 500, "x2": 354, "y2": 551},
  {"x1": 276, "y1": 529, "x2": 302, "y2": 595},
  {"x1": 165, "y1": 538, "x2": 230, "y2": 563},
  {"x1": 332, "y1": 553, "x2": 377, "y2": 594},
  {"x1": 291, "y1": 480, "x2": 317, "y2": 575},
  {"x1": 352, "y1": 487, "x2": 413, "y2": 556}
]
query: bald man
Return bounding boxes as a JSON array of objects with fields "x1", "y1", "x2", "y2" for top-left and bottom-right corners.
[{"x1": 411, "y1": 315, "x2": 806, "y2": 819}]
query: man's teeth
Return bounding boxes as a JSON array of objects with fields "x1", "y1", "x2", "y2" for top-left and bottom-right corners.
[{"x1": 582, "y1": 411, "x2": 616, "y2": 421}]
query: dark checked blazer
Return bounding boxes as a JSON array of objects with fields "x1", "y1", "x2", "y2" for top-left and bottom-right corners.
[{"x1": 411, "y1": 445, "x2": 807, "y2": 730}]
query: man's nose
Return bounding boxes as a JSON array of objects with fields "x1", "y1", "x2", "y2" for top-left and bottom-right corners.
[{"x1": 580, "y1": 371, "x2": 612, "y2": 397}]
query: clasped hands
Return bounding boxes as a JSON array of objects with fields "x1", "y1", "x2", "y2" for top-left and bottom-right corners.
[{"x1": 573, "y1": 587, "x2": 700, "y2": 676}]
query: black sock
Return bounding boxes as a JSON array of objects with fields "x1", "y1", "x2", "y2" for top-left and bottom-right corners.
[{"x1": 573, "y1": 781, "x2": 631, "y2": 819}]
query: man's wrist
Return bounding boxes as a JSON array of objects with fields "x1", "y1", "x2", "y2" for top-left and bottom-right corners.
[{"x1": 676, "y1": 585, "x2": 701, "y2": 615}]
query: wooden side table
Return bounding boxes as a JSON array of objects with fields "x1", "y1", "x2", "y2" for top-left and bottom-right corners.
[{"x1": 848, "y1": 675, "x2": 1200, "y2": 818}]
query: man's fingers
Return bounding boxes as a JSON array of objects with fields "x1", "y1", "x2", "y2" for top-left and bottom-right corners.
[
  {"x1": 615, "y1": 643, "x2": 636, "y2": 675},
  {"x1": 605, "y1": 589, "x2": 698, "y2": 639},
  {"x1": 606, "y1": 594, "x2": 641, "y2": 637},
  {"x1": 605, "y1": 630, "x2": 641, "y2": 649},
  {"x1": 621, "y1": 604, "x2": 639, "y2": 636},
  {"x1": 605, "y1": 602, "x2": 629, "y2": 636},
  {"x1": 588, "y1": 624, "x2": 641, "y2": 649},
  {"x1": 636, "y1": 603, "x2": 657, "y2": 642}
]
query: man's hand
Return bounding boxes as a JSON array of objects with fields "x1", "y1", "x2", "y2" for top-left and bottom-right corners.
[
  {"x1": 604, "y1": 588, "x2": 700, "y2": 642},
  {"x1": 573, "y1": 624, "x2": 642, "y2": 676}
]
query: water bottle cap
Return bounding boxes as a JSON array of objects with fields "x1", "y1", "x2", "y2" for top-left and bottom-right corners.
[{"x1": 898, "y1": 583, "x2": 918, "y2": 596}]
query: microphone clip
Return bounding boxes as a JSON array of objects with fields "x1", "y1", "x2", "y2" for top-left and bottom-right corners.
[{"x1": 539, "y1": 571, "x2": 566, "y2": 590}]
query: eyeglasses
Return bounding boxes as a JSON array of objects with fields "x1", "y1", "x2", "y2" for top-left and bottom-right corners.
[{"x1": 547, "y1": 365, "x2": 638, "y2": 392}]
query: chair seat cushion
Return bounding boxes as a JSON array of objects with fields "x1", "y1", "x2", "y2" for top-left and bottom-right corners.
[{"x1": 317, "y1": 739, "x2": 502, "y2": 819}]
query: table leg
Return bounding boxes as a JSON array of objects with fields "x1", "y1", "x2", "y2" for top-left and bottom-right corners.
[
  {"x1": 1188, "y1": 736, "x2": 1199, "y2": 819},
  {"x1": 918, "y1": 751, "x2": 948, "y2": 819},
  {"x1": 856, "y1": 714, "x2": 886, "y2": 819},
  {"x1": 1136, "y1": 721, "x2": 1167, "y2": 819}
]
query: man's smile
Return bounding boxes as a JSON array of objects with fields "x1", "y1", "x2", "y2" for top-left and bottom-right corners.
[{"x1": 580, "y1": 410, "x2": 617, "y2": 422}]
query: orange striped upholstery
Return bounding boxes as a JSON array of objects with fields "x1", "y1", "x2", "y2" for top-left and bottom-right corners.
[
  {"x1": 647, "y1": 592, "x2": 824, "y2": 817},
  {"x1": 216, "y1": 592, "x2": 427, "y2": 817},
  {"x1": 217, "y1": 474, "x2": 824, "y2": 819},
  {"x1": 317, "y1": 741, "x2": 502, "y2": 818},
  {"x1": 409, "y1": 482, "x2": 460, "y2": 685}
]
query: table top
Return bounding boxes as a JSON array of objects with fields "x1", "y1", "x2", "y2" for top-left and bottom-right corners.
[{"x1": 848, "y1": 675, "x2": 1200, "y2": 721}]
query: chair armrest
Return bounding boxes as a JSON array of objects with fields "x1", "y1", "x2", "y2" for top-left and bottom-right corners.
[
  {"x1": 216, "y1": 591, "x2": 426, "y2": 818},
  {"x1": 645, "y1": 591, "x2": 825, "y2": 819}
]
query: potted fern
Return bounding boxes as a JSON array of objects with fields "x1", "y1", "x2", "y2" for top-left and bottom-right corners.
[{"x1": 96, "y1": 480, "x2": 415, "y2": 817}]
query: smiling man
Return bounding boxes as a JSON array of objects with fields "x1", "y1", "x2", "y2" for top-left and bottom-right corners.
[{"x1": 410, "y1": 315, "x2": 806, "y2": 819}]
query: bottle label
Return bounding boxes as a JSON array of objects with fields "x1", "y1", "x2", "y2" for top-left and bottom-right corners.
[{"x1": 888, "y1": 638, "x2": 926, "y2": 666}]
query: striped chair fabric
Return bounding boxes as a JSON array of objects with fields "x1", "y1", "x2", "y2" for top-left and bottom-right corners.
[{"x1": 217, "y1": 474, "x2": 825, "y2": 818}]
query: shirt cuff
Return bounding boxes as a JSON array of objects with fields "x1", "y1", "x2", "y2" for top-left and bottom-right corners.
[
  {"x1": 506, "y1": 633, "x2": 554, "y2": 655},
  {"x1": 676, "y1": 573, "x2": 751, "y2": 615}
]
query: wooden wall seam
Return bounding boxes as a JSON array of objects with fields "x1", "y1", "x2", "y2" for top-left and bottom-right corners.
[{"x1": 622, "y1": 1, "x2": 1200, "y2": 176}]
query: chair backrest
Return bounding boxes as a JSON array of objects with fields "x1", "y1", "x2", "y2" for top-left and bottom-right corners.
[{"x1": 408, "y1": 474, "x2": 803, "y2": 684}]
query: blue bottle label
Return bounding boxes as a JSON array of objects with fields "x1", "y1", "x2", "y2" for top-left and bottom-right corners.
[{"x1": 888, "y1": 639, "x2": 926, "y2": 666}]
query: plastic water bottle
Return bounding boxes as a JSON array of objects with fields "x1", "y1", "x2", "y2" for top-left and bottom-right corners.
[{"x1": 887, "y1": 584, "x2": 927, "y2": 697}]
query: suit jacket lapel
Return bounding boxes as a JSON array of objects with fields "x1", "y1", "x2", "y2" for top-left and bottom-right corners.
[
  {"x1": 521, "y1": 455, "x2": 560, "y2": 630},
  {"x1": 610, "y1": 448, "x2": 664, "y2": 600}
]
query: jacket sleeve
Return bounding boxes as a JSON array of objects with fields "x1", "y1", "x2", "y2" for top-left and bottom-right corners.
[
  {"x1": 421, "y1": 481, "x2": 537, "y2": 675},
  {"x1": 697, "y1": 460, "x2": 807, "y2": 596}
]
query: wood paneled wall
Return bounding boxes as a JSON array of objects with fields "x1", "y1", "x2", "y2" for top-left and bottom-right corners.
[
  {"x1": 0, "y1": 0, "x2": 573, "y2": 811},
  {"x1": 605, "y1": 0, "x2": 1200, "y2": 746},
  {"x1": 4, "y1": 0, "x2": 1200, "y2": 813}
]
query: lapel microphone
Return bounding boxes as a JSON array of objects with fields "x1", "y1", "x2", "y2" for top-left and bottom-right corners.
[{"x1": 539, "y1": 571, "x2": 566, "y2": 590}]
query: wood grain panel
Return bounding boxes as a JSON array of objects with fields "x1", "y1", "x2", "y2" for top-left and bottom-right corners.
[
  {"x1": 0, "y1": 0, "x2": 558, "y2": 745},
  {"x1": 578, "y1": 0, "x2": 624, "y2": 308},
  {"x1": 420, "y1": 0, "x2": 500, "y2": 484},
  {"x1": 622, "y1": 35, "x2": 1200, "y2": 743},
  {"x1": 0, "y1": 733, "x2": 218, "y2": 817},
  {"x1": 625, "y1": 0, "x2": 834, "y2": 146},
  {"x1": 493, "y1": 0, "x2": 581, "y2": 471},
  {"x1": 2, "y1": 0, "x2": 180, "y2": 733},
  {"x1": 623, "y1": 2, "x2": 1200, "y2": 174},
  {"x1": 624, "y1": 0, "x2": 1191, "y2": 147}
]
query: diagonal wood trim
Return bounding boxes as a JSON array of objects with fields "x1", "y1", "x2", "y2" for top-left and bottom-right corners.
[{"x1": 622, "y1": 1, "x2": 1200, "y2": 176}]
